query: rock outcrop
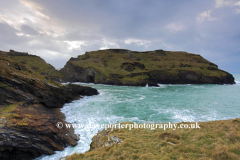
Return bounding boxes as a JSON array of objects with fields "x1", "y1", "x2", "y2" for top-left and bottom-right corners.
[
  {"x1": 0, "y1": 53, "x2": 99, "y2": 160},
  {"x1": 60, "y1": 49, "x2": 235, "y2": 86},
  {"x1": 90, "y1": 126, "x2": 123, "y2": 151}
]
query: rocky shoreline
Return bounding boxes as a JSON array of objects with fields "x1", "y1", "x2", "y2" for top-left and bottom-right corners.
[
  {"x1": 0, "y1": 53, "x2": 99, "y2": 160},
  {"x1": 0, "y1": 49, "x2": 237, "y2": 159}
]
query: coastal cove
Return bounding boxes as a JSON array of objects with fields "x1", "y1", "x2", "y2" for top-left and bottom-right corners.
[{"x1": 37, "y1": 74, "x2": 240, "y2": 160}]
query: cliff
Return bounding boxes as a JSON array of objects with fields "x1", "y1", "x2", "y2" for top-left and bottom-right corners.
[
  {"x1": 60, "y1": 49, "x2": 235, "y2": 86},
  {"x1": 0, "y1": 53, "x2": 99, "y2": 160},
  {"x1": 1, "y1": 50, "x2": 64, "y2": 82}
]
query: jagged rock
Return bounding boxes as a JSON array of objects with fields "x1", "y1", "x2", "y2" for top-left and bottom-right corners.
[
  {"x1": 0, "y1": 53, "x2": 99, "y2": 160},
  {"x1": 0, "y1": 103, "x2": 79, "y2": 160},
  {"x1": 90, "y1": 127, "x2": 123, "y2": 151},
  {"x1": 65, "y1": 83, "x2": 99, "y2": 97}
]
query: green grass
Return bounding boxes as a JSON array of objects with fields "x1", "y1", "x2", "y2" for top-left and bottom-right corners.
[
  {"x1": 67, "y1": 119, "x2": 240, "y2": 160},
  {"x1": 7, "y1": 56, "x2": 54, "y2": 75},
  {"x1": 0, "y1": 82, "x2": 7, "y2": 88},
  {"x1": 6, "y1": 54, "x2": 64, "y2": 80},
  {"x1": 0, "y1": 103, "x2": 19, "y2": 113},
  {"x1": 70, "y1": 49, "x2": 227, "y2": 81},
  {"x1": 0, "y1": 54, "x2": 60, "y2": 89}
]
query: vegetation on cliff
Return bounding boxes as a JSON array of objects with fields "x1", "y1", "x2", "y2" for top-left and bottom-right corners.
[
  {"x1": 0, "y1": 52, "x2": 99, "y2": 160},
  {"x1": 67, "y1": 119, "x2": 240, "y2": 160},
  {"x1": 60, "y1": 49, "x2": 235, "y2": 86},
  {"x1": 2, "y1": 49, "x2": 234, "y2": 85},
  {"x1": 0, "y1": 49, "x2": 64, "y2": 82}
]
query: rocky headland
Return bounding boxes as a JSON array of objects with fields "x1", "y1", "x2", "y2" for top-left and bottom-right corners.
[
  {"x1": 1, "y1": 50, "x2": 64, "y2": 82},
  {"x1": 60, "y1": 49, "x2": 235, "y2": 86},
  {"x1": 0, "y1": 52, "x2": 98, "y2": 160},
  {"x1": 3, "y1": 49, "x2": 235, "y2": 86},
  {"x1": 0, "y1": 48, "x2": 237, "y2": 159}
]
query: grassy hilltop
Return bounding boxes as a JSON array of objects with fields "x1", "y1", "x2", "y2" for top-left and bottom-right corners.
[
  {"x1": 2, "y1": 49, "x2": 234, "y2": 85},
  {"x1": 60, "y1": 49, "x2": 235, "y2": 85},
  {"x1": 0, "y1": 50, "x2": 64, "y2": 82},
  {"x1": 67, "y1": 119, "x2": 240, "y2": 160}
]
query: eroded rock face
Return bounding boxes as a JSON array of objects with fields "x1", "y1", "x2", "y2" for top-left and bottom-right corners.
[
  {"x1": 90, "y1": 128, "x2": 123, "y2": 151},
  {"x1": 0, "y1": 63, "x2": 98, "y2": 107},
  {"x1": 0, "y1": 103, "x2": 79, "y2": 160},
  {"x1": 148, "y1": 70, "x2": 235, "y2": 84},
  {"x1": 0, "y1": 53, "x2": 99, "y2": 160},
  {"x1": 59, "y1": 49, "x2": 235, "y2": 86}
]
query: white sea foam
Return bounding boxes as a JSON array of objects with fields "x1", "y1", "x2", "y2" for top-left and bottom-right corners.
[
  {"x1": 37, "y1": 82, "x2": 240, "y2": 160},
  {"x1": 191, "y1": 86, "x2": 205, "y2": 89}
]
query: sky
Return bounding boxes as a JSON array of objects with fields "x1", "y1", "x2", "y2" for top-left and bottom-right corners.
[{"x1": 0, "y1": 0, "x2": 239, "y2": 73}]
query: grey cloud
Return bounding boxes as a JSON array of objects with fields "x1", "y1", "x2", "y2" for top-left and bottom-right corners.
[
  {"x1": 0, "y1": 0, "x2": 239, "y2": 73},
  {"x1": 21, "y1": 24, "x2": 39, "y2": 35},
  {"x1": 0, "y1": 23, "x2": 29, "y2": 50}
]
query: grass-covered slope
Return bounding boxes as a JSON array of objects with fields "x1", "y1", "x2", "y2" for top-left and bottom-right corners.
[
  {"x1": 60, "y1": 49, "x2": 235, "y2": 85},
  {"x1": 0, "y1": 49, "x2": 64, "y2": 82},
  {"x1": 67, "y1": 119, "x2": 240, "y2": 160},
  {"x1": 0, "y1": 51, "x2": 99, "y2": 159}
]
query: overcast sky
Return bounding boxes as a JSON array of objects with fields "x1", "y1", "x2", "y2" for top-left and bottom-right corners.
[{"x1": 0, "y1": 0, "x2": 239, "y2": 73}]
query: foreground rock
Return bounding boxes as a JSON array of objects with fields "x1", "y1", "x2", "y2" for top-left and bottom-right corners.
[
  {"x1": 0, "y1": 103, "x2": 78, "y2": 160},
  {"x1": 0, "y1": 53, "x2": 99, "y2": 160},
  {"x1": 60, "y1": 49, "x2": 235, "y2": 86}
]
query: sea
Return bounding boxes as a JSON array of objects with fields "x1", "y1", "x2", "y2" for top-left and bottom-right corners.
[{"x1": 37, "y1": 73, "x2": 240, "y2": 160}]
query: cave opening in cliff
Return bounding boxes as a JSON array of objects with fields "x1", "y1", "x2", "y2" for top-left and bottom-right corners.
[{"x1": 88, "y1": 75, "x2": 95, "y2": 83}]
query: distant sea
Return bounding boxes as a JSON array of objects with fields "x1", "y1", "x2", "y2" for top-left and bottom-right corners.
[{"x1": 37, "y1": 73, "x2": 240, "y2": 160}]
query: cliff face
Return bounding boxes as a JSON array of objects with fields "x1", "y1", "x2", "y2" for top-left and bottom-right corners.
[
  {"x1": 0, "y1": 53, "x2": 99, "y2": 160},
  {"x1": 1, "y1": 50, "x2": 64, "y2": 82},
  {"x1": 60, "y1": 49, "x2": 235, "y2": 86}
]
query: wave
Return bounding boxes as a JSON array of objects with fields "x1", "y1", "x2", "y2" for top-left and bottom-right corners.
[{"x1": 235, "y1": 81, "x2": 240, "y2": 85}]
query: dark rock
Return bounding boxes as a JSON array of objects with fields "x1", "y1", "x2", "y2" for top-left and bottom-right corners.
[
  {"x1": 207, "y1": 66, "x2": 217, "y2": 70},
  {"x1": 106, "y1": 49, "x2": 130, "y2": 54},
  {"x1": 120, "y1": 62, "x2": 145, "y2": 71},
  {"x1": 0, "y1": 54, "x2": 99, "y2": 159},
  {"x1": 0, "y1": 103, "x2": 79, "y2": 160},
  {"x1": 154, "y1": 49, "x2": 166, "y2": 56},
  {"x1": 65, "y1": 83, "x2": 99, "y2": 97}
]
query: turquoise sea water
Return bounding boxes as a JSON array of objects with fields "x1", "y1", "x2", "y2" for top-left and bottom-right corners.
[{"x1": 37, "y1": 74, "x2": 240, "y2": 160}]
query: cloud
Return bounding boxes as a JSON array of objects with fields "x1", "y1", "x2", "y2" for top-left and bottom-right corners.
[
  {"x1": 124, "y1": 39, "x2": 151, "y2": 46},
  {"x1": 166, "y1": 22, "x2": 187, "y2": 32},
  {"x1": 20, "y1": 24, "x2": 39, "y2": 35},
  {"x1": 215, "y1": 0, "x2": 234, "y2": 8},
  {"x1": 0, "y1": 0, "x2": 239, "y2": 72},
  {"x1": 64, "y1": 41, "x2": 86, "y2": 50},
  {"x1": 214, "y1": 0, "x2": 240, "y2": 14},
  {"x1": 197, "y1": 10, "x2": 218, "y2": 23}
]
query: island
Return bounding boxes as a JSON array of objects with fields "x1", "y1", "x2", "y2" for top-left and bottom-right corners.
[{"x1": 60, "y1": 49, "x2": 235, "y2": 86}]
